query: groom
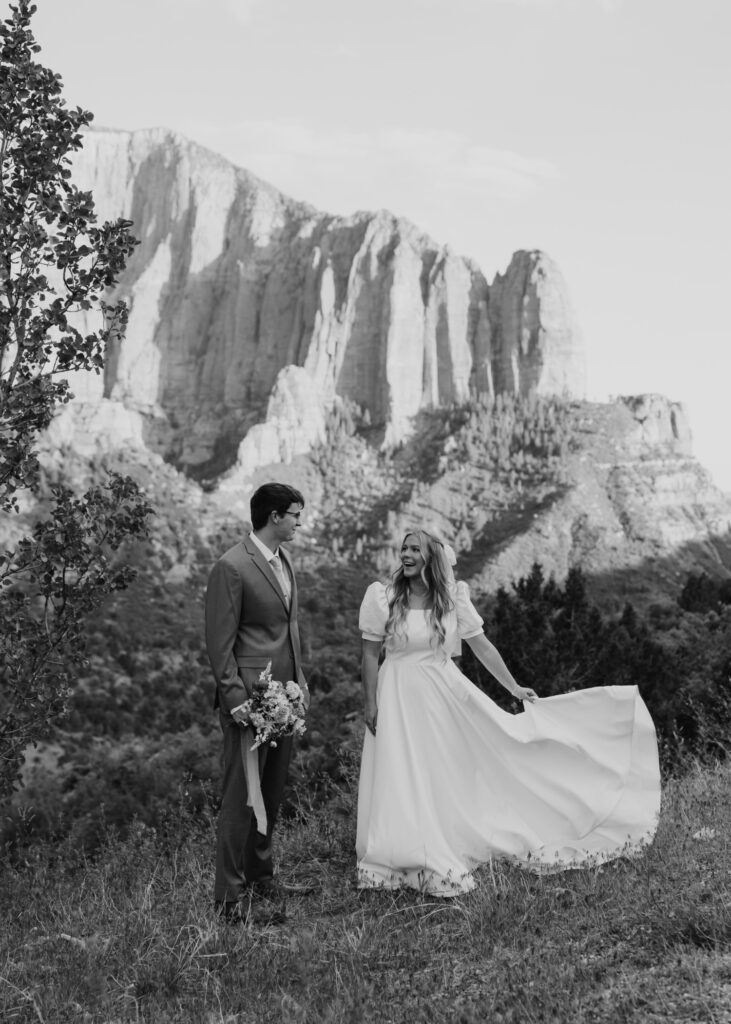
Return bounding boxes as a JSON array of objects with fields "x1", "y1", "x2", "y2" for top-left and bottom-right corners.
[{"x1": 205, "y1": 482, "x2": 309, "y2": 921}]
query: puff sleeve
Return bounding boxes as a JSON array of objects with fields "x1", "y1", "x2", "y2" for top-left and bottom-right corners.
[
  {"x1": 455, "y1": 581, "x2": 484, "y2": 640},
  {"x1": 359, "y1": 581, "x2": 389, "y2": 641}
]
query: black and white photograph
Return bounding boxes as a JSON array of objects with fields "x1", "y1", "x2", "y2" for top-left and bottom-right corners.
[{"x1": 1, "y1": 1, "x2": 729, "y2": 1021}]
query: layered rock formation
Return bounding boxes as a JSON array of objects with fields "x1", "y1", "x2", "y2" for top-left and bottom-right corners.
[
  {"x1": 488, "y1": 250, "x2": 586, "y2": 399},
  {"x1": 360, "y1": 394, "x2": 731, "y2": 602},
  {"x1": 38, "y1": 124, "x2": 728, "y2": 601},
  {"x1": 67, "y1": 127, "x2": 585, "y2": 483},
  {"x1": 480, "y1": 397, "x2": 730, "y2": 594}
]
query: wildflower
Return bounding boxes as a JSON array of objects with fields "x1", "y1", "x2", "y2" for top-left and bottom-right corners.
[{"x1": 692, "y1": 827, "x2": 716, "y2": 841}]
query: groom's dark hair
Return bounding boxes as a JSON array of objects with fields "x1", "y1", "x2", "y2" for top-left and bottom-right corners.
[{"x1": 250, "y1": 482, "x2": 305, "y2": 530}]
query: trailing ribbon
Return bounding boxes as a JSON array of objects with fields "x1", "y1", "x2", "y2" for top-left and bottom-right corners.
[{"x1": 240, "y1": 726, "x2": 268, "y2": 836}]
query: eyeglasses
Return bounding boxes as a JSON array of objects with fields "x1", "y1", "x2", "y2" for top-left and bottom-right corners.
[{"x1": 282, "y1": 508, "x2": 303, "y2": 520}]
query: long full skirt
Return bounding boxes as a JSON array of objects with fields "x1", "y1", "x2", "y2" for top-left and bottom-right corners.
[{"x1": 356, "y1": 654, "x2": 660, "y2": 897}]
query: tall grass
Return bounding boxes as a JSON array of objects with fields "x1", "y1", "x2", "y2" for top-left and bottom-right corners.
[{"x1": 1, "y1": 760, "x2": 730, "y2": 1023}]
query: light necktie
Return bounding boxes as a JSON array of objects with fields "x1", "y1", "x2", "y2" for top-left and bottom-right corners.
[{"x1": 270, "y1": 553, "x2": 290, "y2": 604}]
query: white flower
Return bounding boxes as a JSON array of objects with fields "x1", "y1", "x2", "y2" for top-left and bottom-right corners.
[{"x1": 692, "y1": 828, "x2": 716, "y2": 841}]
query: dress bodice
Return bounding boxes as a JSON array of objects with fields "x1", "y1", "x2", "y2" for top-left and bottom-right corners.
[{"x1": 358, "y1": 581, "x2": 484, "y2": 659}]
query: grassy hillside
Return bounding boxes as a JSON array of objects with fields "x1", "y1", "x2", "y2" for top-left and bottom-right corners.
[{"x1": 1, "y1": 759, "x2": 730, "y2": 1023}]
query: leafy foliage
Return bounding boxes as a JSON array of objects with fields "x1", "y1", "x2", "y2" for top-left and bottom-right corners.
[
  {"x1": 1, "y1": 475, "x2": 151, "y2": 798},
  {"x1": 3, "y1": 726, "x2": 220, "y2": 857},
  {"x1": 0, "y1": 1, "x2": 152, "y2": 801},
  {"x1": 0, "y1": 1, "x2": 136, "y2": 508}
]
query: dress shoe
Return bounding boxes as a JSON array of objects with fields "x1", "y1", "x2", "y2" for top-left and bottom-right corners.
[{"x1": 250, "y1": 877, "x2": 313, "y2": 898}]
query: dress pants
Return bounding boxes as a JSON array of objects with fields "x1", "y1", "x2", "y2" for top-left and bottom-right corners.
[{"x1": 214, "y1": 712, "x2": 293, "y2": 902}]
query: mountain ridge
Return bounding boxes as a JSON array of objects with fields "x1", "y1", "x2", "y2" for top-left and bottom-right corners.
[
  {"x1": 64, "y1": 127, "x2": 585, "y2": 485},
  {"x1": 20, "y1": 124, "x2": 726, "y2": 602}
]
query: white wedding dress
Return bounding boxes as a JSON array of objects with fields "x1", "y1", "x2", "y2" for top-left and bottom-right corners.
[{"x1": 356, "y1": 581, "x2": 661, "y2": 896}]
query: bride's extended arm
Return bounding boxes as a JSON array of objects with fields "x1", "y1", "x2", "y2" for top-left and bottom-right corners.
[
  {"x1": 465, "y1": 634, "x2": 538, "y2": 702},
  {"x1": 361, "y1": 639, "x2": 381, "y2": 735}
]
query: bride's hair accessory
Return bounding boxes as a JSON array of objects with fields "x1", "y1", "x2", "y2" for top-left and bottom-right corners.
[
  {"x1": 423, "y1": 525, "x2": 457, "y2": 568},
  {"x1": 441, "y1": 541, "x2": 457, "y2": 567}
]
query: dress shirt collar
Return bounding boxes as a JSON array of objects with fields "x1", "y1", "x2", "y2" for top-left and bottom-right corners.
[{"x1": 249, "y1": 530, "x2": 279, "y2": 562}]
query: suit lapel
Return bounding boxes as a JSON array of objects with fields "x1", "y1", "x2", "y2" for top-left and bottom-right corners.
[{"x1": 242, "y1": 534, "x2": 291, "y2": 612}]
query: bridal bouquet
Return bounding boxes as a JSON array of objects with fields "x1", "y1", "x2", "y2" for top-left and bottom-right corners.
[{"x1": 240, "y1": 661, "x2": 307, "y2": 750}]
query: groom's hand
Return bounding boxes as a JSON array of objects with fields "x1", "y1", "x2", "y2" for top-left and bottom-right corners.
[{"x1": 231, "y1": 703, "x2": 249, "y2": 726}]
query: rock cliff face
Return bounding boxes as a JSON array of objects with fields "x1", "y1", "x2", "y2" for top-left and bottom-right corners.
[
  {"x1": 67, "y1": 128, "x2": 585, "y2": 482},
  {"x1": 478, "y1": 398, "x2": 730, "y2": 596},
  {"x1": 39, "y1": 125, "x2": 729, "y2": 602},
  {"x1": 356, "y1": 394, "x2": 731, "y2": 603},
  {"x1": 488, "y1": 250, "x2": 586, "y2": 399}
]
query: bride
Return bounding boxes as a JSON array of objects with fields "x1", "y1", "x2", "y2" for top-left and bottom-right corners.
[{"x1": 356, "y1": 529, "x2": 661, "y2": 896}]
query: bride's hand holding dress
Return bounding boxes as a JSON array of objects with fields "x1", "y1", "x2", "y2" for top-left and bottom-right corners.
[{"x1": 463, "y1": 631, "x2": 539, "y2": 704}]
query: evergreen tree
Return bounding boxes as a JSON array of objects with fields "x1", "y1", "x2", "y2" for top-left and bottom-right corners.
[{"x1": 678, "y1": 572, "x2": 731, "y2": 614}]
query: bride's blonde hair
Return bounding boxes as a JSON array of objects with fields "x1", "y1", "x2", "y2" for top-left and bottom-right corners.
[{"x1": 385, "y1": 530, "x2": 455, "y2": 654}]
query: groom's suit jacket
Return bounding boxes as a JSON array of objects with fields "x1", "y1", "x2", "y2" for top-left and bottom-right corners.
[{"x1": 205, "y1": 533, "x2": 306, "y2": 714}]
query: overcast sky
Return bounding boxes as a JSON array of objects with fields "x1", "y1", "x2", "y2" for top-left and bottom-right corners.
[{"x1": 25, "y1": 0, "x2": 731, "y2": 489}]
